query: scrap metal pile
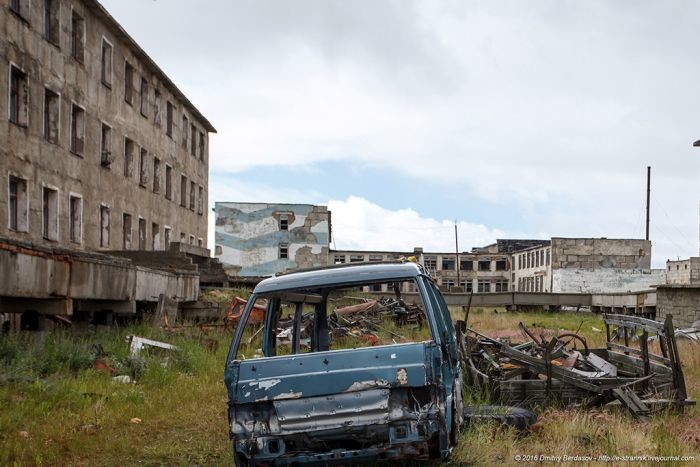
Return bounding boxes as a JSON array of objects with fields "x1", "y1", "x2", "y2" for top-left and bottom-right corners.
[{"x1": 458, "y1": 314, "x2": 694, "y2": 418}]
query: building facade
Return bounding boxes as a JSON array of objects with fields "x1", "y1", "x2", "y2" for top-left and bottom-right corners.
[
  {"x1": 1, "y1": 0, "x2": 215, "y2": 253},
  {"x1": 215, "y1": 202, "x2": 331, "y2": 276},
  {"x1": 665, "y1": 258, "x2": 700, "y2": 285}
]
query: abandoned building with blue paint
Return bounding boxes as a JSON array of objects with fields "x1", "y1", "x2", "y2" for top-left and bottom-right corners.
[{"x1": 214, "y1": 202, "x2": 332, "y2": 276}]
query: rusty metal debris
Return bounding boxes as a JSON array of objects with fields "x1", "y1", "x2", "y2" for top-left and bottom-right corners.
[
  {"x1": 224, "y1": 296, "x2": 267, "y2": 329},
  {"x1": 127, "y1": 335, "x2": 178, "y2": 357},
  {"x1": 459, "y1": 314, "x2": 694, "y2": 419}
]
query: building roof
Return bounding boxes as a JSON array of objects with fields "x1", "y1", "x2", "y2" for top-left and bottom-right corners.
[
  {"x1": 86, "y1": 1, "x2": 216, "y2": 133},
  {"x1": 253, "y1": 262, "x2": 423, "y2": 294}
]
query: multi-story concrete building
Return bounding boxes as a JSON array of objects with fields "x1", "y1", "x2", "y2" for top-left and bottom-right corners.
[
  {"x1": 512, "y1": 238, "x2": 664, "y2": 293},
  {"x1": 215, "y1": 202, "x2": 331, "y2": 276},
  {"x1": 665, "y1": 258, "x2": 700, "y2": 285},
  {"x1": 1, "y1": 0, "x2": 215, "y2": 252}
]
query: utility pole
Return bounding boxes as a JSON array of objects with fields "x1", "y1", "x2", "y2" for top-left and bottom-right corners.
[
  {"x1": 645, "y1": 166, "x2": 651, "y2": 241},
  {"x1": 455, "y1": 222, "x2": 460, "y2": 289}
]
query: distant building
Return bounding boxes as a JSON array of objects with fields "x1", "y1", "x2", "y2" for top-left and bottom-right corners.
[
  {"x1": 215, "y1": 202, "x2": 331, "y2": 276},
  {"x1": 665, "y1": 258, "x2": 700, "y2": 285}
]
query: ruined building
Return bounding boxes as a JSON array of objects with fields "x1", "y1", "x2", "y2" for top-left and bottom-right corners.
[{"x1": 1, "y1": 0, "x2": 217, "y2": 329}]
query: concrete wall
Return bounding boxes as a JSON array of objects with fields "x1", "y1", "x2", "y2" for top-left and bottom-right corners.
[
  {"x1": 551, "y1": 268, "x2": 665, "y2": 294},
  {"x1": 0, "y1": 0, "x2": 212, "y2": 253},
  {"x1": 666, "y1": 257, "x2": 700, "y2": 285},
  {"x1": 550, "y1": 238, "x2": 651, "y2": 269},
  {"x1": 511, "y1": 245, "x2": 552, "y2": 292},
  {"x1": 657, "y1": 285, "x2": 700, "y2": 328},
  {"x1": 215, "y1": 202, "x2": 331, "y2": 276}
]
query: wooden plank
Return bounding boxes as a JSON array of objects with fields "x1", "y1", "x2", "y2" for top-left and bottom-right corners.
[{"x1": 608, "y1": 343, "x2": 671, "y2": 365}]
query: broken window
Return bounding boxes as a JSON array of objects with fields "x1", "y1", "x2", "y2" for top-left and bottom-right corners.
[
  {"x1": 124, "y1": 62, "x2": 134, "y2": 105},
  {"x1": 101, "y1": 38, "x2": 113, "y2": 87},
  {"x1": 70, "y1": 103, "x2": 85, "y2": 155},
  {"x1": 349, "y1": 254, "x2": 364, "y2": 263},
  {"x1": 199, "y1": 132, "x2": 205, "y2": 160},
  {"x1": 165, "y1": 165, "x2": 172, "y2": 200},
  {"x1": 443, "y1": 279, "x2": 455, "y2": 289},
  {"x1": 546, "y1": 249, "x2": 550, "y2": 266},
  {"x1": 541, "y1": 250, "x2": 545, "y2": 266},
  {"x1": 518, "y1": 255, "x2": 522, "y2": 270},
  {"x1": 8, "y1": 176, "x2": 28, "y2": 232},
  {"x1": 189, "y1": 234, "x2": 195, "y2": 245},
  {"x1": 100, "y1": 205, "x2": 110, "y2": 248},
  {"x1": 164, "y1": 226, "x2": 171, "y2": 249},
  {"x1": 477, "y1": 279, "x2": 490, "y2": 293},
  {"x1": 44, "y1": 0, "x2": 60, "y2": 45},
  {"x1": 152, "y1": 222, "x2": 160, "y2": 250},
  {"x1": 189, "y1": 181, "x2": 195, "y2": 210},
  {"x1": 166, "y1": 101, "x2": 174, "y2": 137},
  {"x1": 42, "y1": 187, "x2": 58, "y2": 241},
  {"x1": 536, "y1": 251, "x2": 540, "y2": 267},
  {"x1": 496, "y1": 259, "x2": 507, "y2": 271},
  {"x1": 460, "y1": 259, "x2": 473, "y2": 271},
  {"x1": 198, "y1": 238, "x2": 203, "y2": 247},
  {"x1": 279, "y1": 243, "x2": 289, "y2": 259},
  {"x1": 69, "y1": 195, "x2": 82, "y2": 243},
  {"x1": 153, "y1": 157, "x2": 161, "y2": 193},
  {"x1": 279, "y1": 214, "x2": 289, "y2": 230},
  {"x1": 100, "y1": 122, "x2": 113, "y2": 166},
  {"x1": 9, "y1": 65, "x2": 28, "y2": 127},
  {"x1": 122, "y1": 213, "x2": 132, "y2": 249},
  {"x1": 495, "y1": 279, "x2": 508, "y2": 292},
  {"x1": 334, "y1": 254, "x2": 345, "y2": 264},
  {"x1": 478, "y1": 260, "x2": 491, "y2": 272},
  {"x1": 10, "y1": 0, "x2": 30, "y2": 21},
  {"x1": 460, "y1": 280, "x2": 473, "y2": 293},
  {"x1": 441, "y1": 257, "x2": 455, "y2": 270},
  {"x1": 527, "y1": 252, "x2": 531, "y2": 269},
  {"x1": 180, "y1": 232, "x2": 186, "y2": 242},
  {"x1": 424, "y1": 256, "x2": 437, "y2": 270},
  {"x1": 71, "y1": 10, "x2": 84, "y2": 63},
  {"x1": 180, "y1": 175, "x2": 187, "y2": 207},
  {"x1": 138, "y1": 218, "x2": 146, "y2": 250},
  {"x1": 198, "y1": 186, "x2": 204, "y2": 215},
  {"x1": 139, "y1": 148, "x2": 148, "y2": 187},
  {"x1": 181, "y1": 115, "x2": 189, "y2": 148},
  {"x1": 124, "y1": 137, "x2": 135, "y2": 178},
  {"x1": 191, "y1": 123, "x2": 197, "y2": 156},
  {"x1": 140, "y1": 77, "x2": 149, "y2": 117},
  {"x1": 43, "y1": 88, "x2": 59, "y2": 144},
  {"x1": 154, "y1": 90, "x2": 162, "y2": 127},
  {"x1": 369, "y1": 254, "x2": 383, "y2": 262}
]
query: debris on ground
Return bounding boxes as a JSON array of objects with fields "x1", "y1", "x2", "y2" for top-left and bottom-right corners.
[
  {"x1": 462, "y1": 405, "x2": 538, "y2": 432},
  {"x1": 127, "y1": 336, "x2": 178, "y2": 357},
  {"x1": 224, "y1": 296, "x2": 267, "y2": 329},
  {"x1": 460, "y1": 314, "x2": 694, "y2": 419},
  {"x1": 112, "y1": 375, "x2": 132, "y2": 384}
]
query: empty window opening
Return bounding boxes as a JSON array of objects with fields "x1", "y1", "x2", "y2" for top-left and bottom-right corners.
[
  {"x1": 477, "y1": 279, "x2": 490, "y2": 293},
  {"x1": 42, "y1": 187, "x2": 59, "y2": 241},
  {"x1": 140, "y1": 77, "x2": 149, "y2": 116},
  {"x1": 100, "y1": 122, "x2": 113, "y2": 166},
  {"x1": 166, "y1": 101, "x2": 174, "y2": 137},
  {"x1": 546, "y1": 249, "x2": 550, "y2": 266},
  {"x1": 71, "y1": 10, "x2": 84, "y2": 63},
  {"x1": 153, "y1": 157, "x2": 161, "y2": 193},
  {"x1": 369, "y1": 254, "x2": 383, "y2": 262},
  {"x1": 461, "y1": 280, "x2": 473, "y2": 293},
  {"x1": 279, "y1": 214, "x2": 289, "y2": 230},
  {"x1": 100, "y1": 205, "x2": 110, "y2": 248},
  {"x1": 101, "y1": 38, "x2": 113, "y2": 87},
  {"x1": 10, "y1": 0, "x2": 30, "y2": 21},
  {"x1": 495, "y1": 279, "x2": 508, "y2": 292},
  {"x1": 180, "y1": 175, "x2": 187, "y2": 207},
  {"x1": 139, "y1": 148, "x2": 148, "y2": 187},
  {"x1": 349, "y1": 254, "x2": 364, "y2": 263},
  {"x1": 198, "y1": 238, "x2": 203, "y2": 247},
  {"x1": 43, "y1": 88, "x2": 59, "y2": 144},
  {"x1": 44, "y1": 0, "x2": 60, "y2": 45},
  {"x1": 122, "y1": 213, "x2": 132, "y2": 249},
  {"x1": 152, "y1": 222, "x2": 160, "y2": 250},
  {"x1": 69, "y1": 195, "x2": 82, "y2": 243},
  {"x1": 154, "y1": 90, "x2": 162, "y2": 127},
  {"x1": 279, "y1": 243, "x2": 289, "y2": 259},
  {"x1": 189, "y1": 181, "x2": 195, "y2": 210},
  {"x1": 478, "y1": 260, "x2": 491, "y2": 272},
  {"x1": 9, "y1": 65, "x2": 28, "y2": 127},
  {"x1": 124, "y1": 62, "x2": 134, "y2": 105},
  {"x1": 165, "y1": 165, "x2": 172, "y2": 200},
  {"x1": 180, "y1": 232, "x2": 186, "y2": 242},
  {"x1": 8, "y1": 176, "x2": 28, "y2": 232},
  {"x1": 164, "y1": 226, "x2": 171, "y2": 249},
  {"x1": 189, "y1": 234, "x2": 195, "y2": 245},
  {"x1": 124, "y1": 137, "x2": 135, "y2": 178},
  {"x1": 198, "y1": 186, "x2": 204, "y2": 215},
  {"x1": 460, "y1": 259, "x2": 473, "y2": 271},
  {"x1": 138, "y1": 218, "x2": 146, "y2": 250},
  {"x1": 70, "y1": 103, "x2": 85, "y2": 155},
  {"x1": 536, "y1": 252, "x2": 540, "y2": 267},
  {"x1": 180, "y1": 115, "x2": 188, "y2": 148},
  {"x1": 190, "y1": 123, "x2": 197, "y2": 156},
  {"x1": 496, "y1": 259, "x2": 507, "y2": 271},
  {"x1": 334, "y1": 254, "x2": 346, "y2": 264},
  {"x1": 441, "y1": 258, "x2": 455, "y2": 270},
  {"x1": 198, "y1": 132, "x2": 205, "y2": 160}
]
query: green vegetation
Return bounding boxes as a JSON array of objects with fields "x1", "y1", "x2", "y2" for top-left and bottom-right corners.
[{"x1": 0, "y1": 309, "x2": 698, "y2": 465}]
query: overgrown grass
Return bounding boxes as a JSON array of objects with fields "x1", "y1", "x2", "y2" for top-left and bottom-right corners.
[{"x1": 1, "y1": 310, "x2": 698, "y2": 465}]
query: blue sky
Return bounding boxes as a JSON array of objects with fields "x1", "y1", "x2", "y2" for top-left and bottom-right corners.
[{"x1": 102, "y1": 0, "x2": 700, "y2": 266}]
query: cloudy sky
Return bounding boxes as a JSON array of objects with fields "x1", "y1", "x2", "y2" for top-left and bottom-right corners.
[{"x1": 101, "y1": 0, "x2": 700, "y2": 267}]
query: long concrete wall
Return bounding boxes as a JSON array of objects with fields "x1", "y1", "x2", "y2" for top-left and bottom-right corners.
[{"x1": 551, "y1": 268, "x2": 665, "y2": 293}]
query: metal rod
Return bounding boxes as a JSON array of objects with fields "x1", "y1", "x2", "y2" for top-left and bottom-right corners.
[
  {"x1": 455, "y1": 222, "x2": 460, "y2": 288},
  {"x1": 646, "y1": 166, "x2": 651, "y2": 241}
]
